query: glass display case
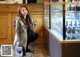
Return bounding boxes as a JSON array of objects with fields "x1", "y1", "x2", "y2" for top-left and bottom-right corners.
[{"x1": 44, "y1": 0, "x2": 80, "y2": 40}]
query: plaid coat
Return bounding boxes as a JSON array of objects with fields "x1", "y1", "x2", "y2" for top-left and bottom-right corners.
[{"x1": 13, "y1": 16, "x2": 35, "y2": 50}]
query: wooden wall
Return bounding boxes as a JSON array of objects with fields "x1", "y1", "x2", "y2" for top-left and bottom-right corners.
[{"x1": 0, "y1": 4, "x2": 44, "y2": 44}]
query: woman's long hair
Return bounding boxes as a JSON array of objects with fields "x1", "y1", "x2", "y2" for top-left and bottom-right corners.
[{"x1": 18, "y1": 5, "x2": 32, "y2": 23}]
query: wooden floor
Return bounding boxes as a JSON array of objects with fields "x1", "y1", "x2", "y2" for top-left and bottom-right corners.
[{"x1": 0, "y1": 44, "x2": 49, "y2": 57}]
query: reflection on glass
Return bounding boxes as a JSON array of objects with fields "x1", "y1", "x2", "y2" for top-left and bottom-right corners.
[{"x1": 50, "y1": 4, "x2": 63, "y2": 37}]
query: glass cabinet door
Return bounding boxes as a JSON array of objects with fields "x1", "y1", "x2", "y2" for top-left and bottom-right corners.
[
  {"x1": 50, "y1": 1, "x2": 63, "y2": 37},
  {"x1": 65, "y1": 0, "x2": 80, "y2": 40},
  {"x1": 44, "y1": 0, "x2": 50, "y2": 28}
]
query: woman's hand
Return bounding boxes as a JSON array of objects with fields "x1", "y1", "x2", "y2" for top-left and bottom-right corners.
[
  {"x1": 32, "y1": 19, "x2": 38, "y2": 24},
  {"x1": 34, "y1": 19, "x2": 38, "y2": 24}
]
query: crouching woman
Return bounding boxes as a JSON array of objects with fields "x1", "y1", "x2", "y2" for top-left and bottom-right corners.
[{"x1": 13, "y1": 5, "x2": 38, "y2": 56}]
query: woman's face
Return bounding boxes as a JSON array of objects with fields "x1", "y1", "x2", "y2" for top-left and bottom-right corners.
[{"x1": 20, "y1": 7, "x2": 28, "y2": 16}]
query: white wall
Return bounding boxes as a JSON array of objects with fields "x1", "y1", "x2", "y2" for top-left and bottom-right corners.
[
  {"x1": 18, "y1": 0, "x2": 23, "y2": 4},
  {"x1": 5, "y1": 0, "x2": 18, "y2": 4},
  {"x1": 4, "y1": 0, "x2": 44, "y2": 4}
]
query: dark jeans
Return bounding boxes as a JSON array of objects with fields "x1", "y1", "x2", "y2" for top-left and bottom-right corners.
[
  {"x1": 22, "y1": 32, "x2": 38, "y2": 55},
  {"x1": 22, "y1": 46, "x2": 25, "y2": 56},
  {"x1": 26, "y1": 32, "x2": 38, "y2": 49}
]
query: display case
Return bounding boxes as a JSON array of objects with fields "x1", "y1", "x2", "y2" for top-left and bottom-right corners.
[
  {"x1": 44, "y1": 1, "x2": 80, "y2": 57},
  {"x1": 44, "y1": 0, "x2": 80, "y2": 40}
]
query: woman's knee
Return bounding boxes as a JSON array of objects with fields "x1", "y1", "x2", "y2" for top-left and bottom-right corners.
[{"x1": 27, "y1": 33, "x2": 38, "y2": 43}]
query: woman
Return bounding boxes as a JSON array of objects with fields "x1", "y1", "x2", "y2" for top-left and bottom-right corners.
[{"x1": 13, "y1": 5, "x2": 38, "y2": 54}]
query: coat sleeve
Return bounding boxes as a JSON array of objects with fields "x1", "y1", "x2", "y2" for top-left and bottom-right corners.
[
  {"x1": 30, "y1": 18, "x2": 37, "y2": 31},
  {"x1": 13, "y1": 16, "x2": 21, "y2": 46},
  {"x1": 15, "y1": 17, "x2": 21, "y2": 34}
]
